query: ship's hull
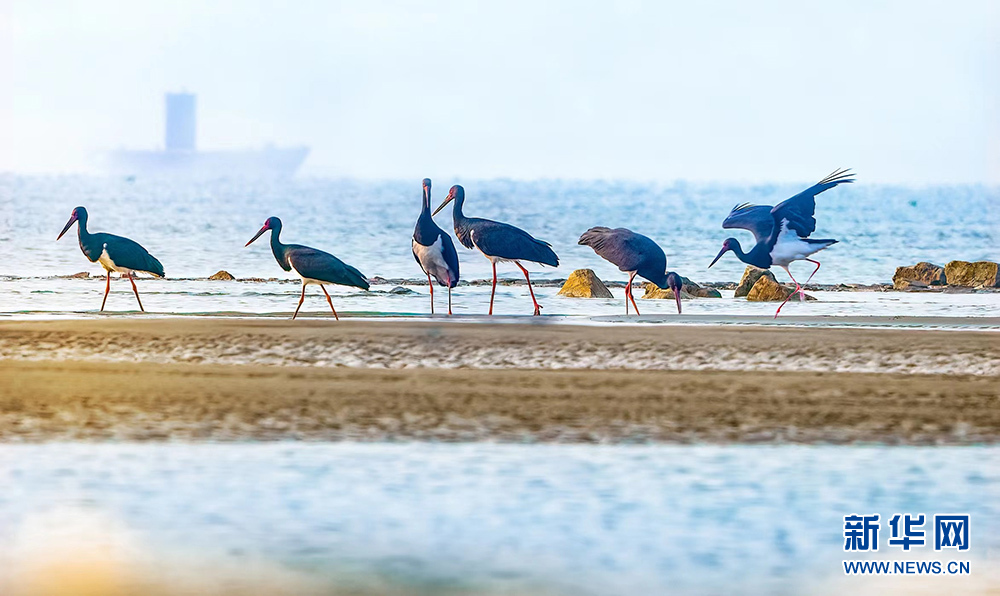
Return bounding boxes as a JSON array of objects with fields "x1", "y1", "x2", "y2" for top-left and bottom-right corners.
[{"x1": 105, "y1": 147, "x2": 309, "y2": 179}]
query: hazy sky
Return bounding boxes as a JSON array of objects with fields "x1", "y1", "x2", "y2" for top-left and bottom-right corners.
[{"x1": 1, "y1": 0, "x2": 997, "y2": 182}]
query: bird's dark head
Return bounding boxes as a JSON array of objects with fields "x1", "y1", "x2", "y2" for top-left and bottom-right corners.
[
  {"x1": 665, "y1": 271, "x2": 683, "y2": 314},
  {"x1": 57, "y1": 206, "x2": 87, "y2": 240},
  {"x1": 709, "y1": 238, "x2": 738, "y2": 268},
  {"x1": 432, "y1": 185, "x2": 464, "y2": 216},
  {"x1": 246, "y1": 216, "x2": 281, "y2": 247}
]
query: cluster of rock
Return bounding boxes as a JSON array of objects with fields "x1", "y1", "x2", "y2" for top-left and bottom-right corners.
[
  {"x1": 734, "y1": 266, "x2": 816, "y2": 302},
  {"x1": 641, "y1": 278, "x2": 721, "y2": 299},
  {"x1": 556, "y1": 269, "x2": 721, "y2": 300},
  {"x1": 65, "y1": 262, "x2": 999, "y2": 299},
  {"x1": 893, "y1": 261, "x2": 999, "y2": 291},
  {"x1": 207, "y1": 271, "x2": 280, "y2": 282}
]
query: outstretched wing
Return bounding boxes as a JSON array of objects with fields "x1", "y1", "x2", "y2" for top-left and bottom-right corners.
[
  {"x1": 470, "y1": 219, "x2": 559, "y2": 267},
  {"x1": 100, "y1": 233, "x2": 165, "y2": 277},
  {"x1": 722, "y1": 203, "x2": 774, "y2": 244},
  {"x1": 770, "y1": 168, "x2": 854, "y2": 239},
  {"x1": 287, "y1": 246, "x2": 369, "y2": 290},
  {"x1": 578, "y1": 227, "x2": 664, "y2": 274}
]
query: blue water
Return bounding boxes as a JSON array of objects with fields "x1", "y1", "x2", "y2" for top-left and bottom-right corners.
[
  {"x1": 1, "y1": 175, "x2": 998, "y2": 318},
  {"x1": 0, "y1": 444, "x2": 996, "y2": 594},
  {"x1": 3, "y1": 174, "x2": 997, "y2": 281}
]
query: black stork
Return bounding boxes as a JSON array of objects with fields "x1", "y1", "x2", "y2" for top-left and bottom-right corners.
[
  {"x1": 245, "y1": 216, "x2": 369, "y2": 320},
  {"x1": 412, "y1": 178, "x2": 460, "y2": 315},
  {"x1": 579, "y1": 227, "x2": 684, "y2": 315},
  {"x1": 56, "y1": 206, "x2": 164, "y2": 312},
  {"x1": 709, "y1": 168, "x2": 854, "y2": 317},
  {"x1": 433, "y1": 185, "x2": 558, "y2": 316}
]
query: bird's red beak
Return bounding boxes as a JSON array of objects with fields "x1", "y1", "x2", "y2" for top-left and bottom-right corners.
[
  {"x1": 57, "y1": 212, "x2": 78, "y2": 241},
  {"x1": 708, "y1": 246, "x2": 729, "y2": 268},
  {"x1": 432, "y1": 193, "x2": 453, "y2": 217},
  {"x1": 245, "y1": 221, "x2": 269, "y2": 247}
]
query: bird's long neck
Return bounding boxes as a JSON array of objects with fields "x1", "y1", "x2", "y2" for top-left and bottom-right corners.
[
  {"x1": 451, "y1": 195, "x2": 475, "y2": 247},
  {"x1": 421, "y1": 187, "x2": 431, "y2": 214},
  {"x1": 76, "y1": 213, "x2": 89, "y2": 239},
  {"x1": 730, "y1": 240, "x2": 750, "y2": 263},
  {"x1": 75, "y1": 214, "x2": 99, "y2": 255},
  {"x1": 269, "y1": 225, "x2": 287, "y2": 263},
  {"x1": 452, "y1": 195, "x2": 468, "y2": 225}
]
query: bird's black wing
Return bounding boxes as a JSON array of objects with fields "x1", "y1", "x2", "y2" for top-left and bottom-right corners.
[
  {"x1": 470, "y1": 219, "x2": 559, "y2": 267},
  {"x1": 770, "y1": 168, "x2": 854, "y2": 239},
  {"x1": 98, "y1": 232, "x2": 165, "y2": 277},
  {"x1": 287, "y1": 245, "x2": 369, "y2": 290},
  {"x1": 578, "y1": 227, "x2": 665, "y2": 274},
  {"x1": 722, "y1": 204, "x2": 774, "y2": 244},
  {"x1": 440, "y1": 232, "x2": 461, "y2": 287}
]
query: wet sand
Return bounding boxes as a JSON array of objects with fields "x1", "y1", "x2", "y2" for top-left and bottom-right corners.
[{"x1": 1, "y1": 318, "x2": 997, "y2": 444}]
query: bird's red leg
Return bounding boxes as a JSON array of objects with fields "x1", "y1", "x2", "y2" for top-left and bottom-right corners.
[
  {"x1": 127, "y1": 272, "x2": 145, "y2": 312},
  {"x1": 516, "y1": 262, "x2": 541, "y2": 316},
  {"x1": 628, "y1": 272, "x2": 641, "y2": 316},
  {"x1": 624, "y1": 276, "x2": 629, "y2": 315},
  {"x1": 489, "y1": 261, "x2": 497, "y2": 316},
  {"x1": 804, "y1": 258, "x2": 821, "y2": 286},
  {"x1": 427, "y1": 273, "x2": 434, "y2": 315},
  {"x1": 797, "y1": 259, "x2": 823, "y2": 302},
  {"x1": 320, "y1": 285, "x2": 339, "y2": 321},
  {"x1": 292, "y1": 283, "x2": 306, "y2": 320},
  {"x1": 101, "y1": 270, "x2": 111, "y2": 312},
  {"x1": 774, "y1": 266, "x2": 802, "y2": 318}
]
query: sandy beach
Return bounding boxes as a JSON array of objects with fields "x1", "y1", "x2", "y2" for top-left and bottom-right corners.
[{"x1": 2, "y1": 318, "x2": 997, "y2": 444}]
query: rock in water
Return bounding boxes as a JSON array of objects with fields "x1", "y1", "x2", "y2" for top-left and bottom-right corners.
[
  {"x1": 735, "y1": 266, "x2": 775, "y2": 297},
  {"x1": 894, "y1": 280, "x2": 931, "y2": 291},
  {"x1": 208, "y1": 270, "x2": 236, "y2": 281},
  {"x1": 892, "y1": 262, "x2": 945, "y2": 290},
  {"x1": 642, "y1": 283, "x2": 689, "y2": 300},
  {"x1": 641, "y1": 277, "x2": 721, "y2": 300},
  {"x1": 679, "y1": 277, "x2": 721, "y2": 298},
  {"x1": 557, "y1": 269, "x2": 613, "y2": 298},
  {"x1": 746, "y1": 276, "x2": 817, "y2": 302},
  {"x1": 944, "y1": 260, "x2": 1000, "y2": 287}
]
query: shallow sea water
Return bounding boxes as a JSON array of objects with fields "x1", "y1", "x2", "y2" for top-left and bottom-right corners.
[
  {"x1": 0, "y1": 444, "x2": 996, "y2": 595},
  {"x1": 4, "y1": 278, "x2": 1000, "y2": 322}
]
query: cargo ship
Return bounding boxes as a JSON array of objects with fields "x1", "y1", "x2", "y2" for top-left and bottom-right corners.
[{"x1": 105, "y1": 93, "x2": 309, "y2": 178}]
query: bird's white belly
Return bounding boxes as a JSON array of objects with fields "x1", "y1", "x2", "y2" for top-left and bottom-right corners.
[
  {"x1": 98, "y1": 247, "x2": 132, "y2": 274},
  {"x1": 413, "y1": 237, "x2": 450, "y2": 273},
  {"x1": 770, "y1": 236, "x2": 822, "y2": 266},
  {"x1": 297, "y1": 274, "x2": 327, "y2": 286}
]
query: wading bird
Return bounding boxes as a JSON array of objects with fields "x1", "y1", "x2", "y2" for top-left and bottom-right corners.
[
  {"x1": 433, "y1": 185, "x2": 558, "y2": 316},
  {"x1": 578, "y1": 227, "x2": 684, "y2": 315},
  {"x1": 412, "y1": 179, "x2": 460, "y2": 315},
  {"x1": 245, "y1": 217, "x2": 369, "y2": 320},
  {"x1": 56, "y1": 206, "x2": 164, "y2": 312},
  {"x1": 709, "y1": 169, "x2": 853, "y2": 317}
]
